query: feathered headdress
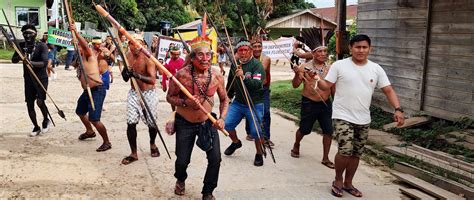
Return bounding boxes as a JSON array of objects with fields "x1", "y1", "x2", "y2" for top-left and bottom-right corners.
[
  {"x1": 296, "y1": 27, "x2": 334, "y2": 51},
  {"x1": 190, "y1": 13, "x2": 212, "y2": 50}
]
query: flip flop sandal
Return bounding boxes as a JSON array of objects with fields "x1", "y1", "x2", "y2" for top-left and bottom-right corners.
[
  {"x1": 121, "y1": 156, "x2": 138, "y2": 165},
  {"x1": 331, "y1": 181, "x2": 343, "y2": 197},
  {"x1": 150, "y1": 147, "x2": 160, "y2": 157},
  {"x1": 78, "y1": 132, "x2": 96, "y2": 140},
  {"x1": 321, "y1": 161, "x2": 335, "y2": 169},
  {"x1": 96, "y1": 143, "x2": 112, "y2": 152},
  {"x1": 290, "y1": 149, "x2": 300, "y2": 158},
  {"x1": 174, "y1": 181, "x2": 185, "y2": 195},
  {"x1": 343, "y1": 187, "x2": 363, "y2": 197},
  {"x1": 246, "y1": 135, "x2": 254, "y2": 141}
]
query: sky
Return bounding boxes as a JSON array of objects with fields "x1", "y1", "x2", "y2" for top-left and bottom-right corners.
[{"x1": 306, "y1": 0, "x2": 358, "y2": 8}]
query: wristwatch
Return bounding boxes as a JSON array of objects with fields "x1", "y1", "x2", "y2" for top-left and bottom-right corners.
[{"x1": 395, "y1": 107, "x2": 404, "y2": 113}]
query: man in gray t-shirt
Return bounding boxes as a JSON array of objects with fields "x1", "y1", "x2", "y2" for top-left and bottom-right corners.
[{"x1": 317, "y1": 34, "x2": 405, "y2": 198}]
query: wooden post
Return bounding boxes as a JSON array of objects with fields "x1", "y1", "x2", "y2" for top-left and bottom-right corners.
[{"x1": 336, "y1": 0, "x2": 347, "y2": 60}]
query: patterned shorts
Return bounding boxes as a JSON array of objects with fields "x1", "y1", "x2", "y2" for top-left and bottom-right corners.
[
  {"x1": 127, "y1": 88, "x2": 158, "y2": 126},
  {"x1": 334, "y1": 119, "x2": 369, "y2": 157}
]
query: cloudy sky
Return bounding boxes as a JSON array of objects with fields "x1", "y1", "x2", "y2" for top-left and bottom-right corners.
[{"x1": 306, "y1": 0, "x2": 358, "y2": 8}]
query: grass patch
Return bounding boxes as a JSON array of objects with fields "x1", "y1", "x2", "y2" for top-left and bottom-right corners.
[
  {"x1": 270, "y1": 80, "x2": 474, "y2": 162},
  {"x1": 0, "y1": 48, "x2": 14, "y2": 60},
  {"x1": 370, "y1": 106, "x2": 474, "y2": 162},
  {"x1": 270, "y1": 80, "x2": 302, "y2": 117}
]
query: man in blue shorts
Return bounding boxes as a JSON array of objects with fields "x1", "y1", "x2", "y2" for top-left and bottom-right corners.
[{"x1": 70, "y1": 23, "x2": 112, "y2": 152}]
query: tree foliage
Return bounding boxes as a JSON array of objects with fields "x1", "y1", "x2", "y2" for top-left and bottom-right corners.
[
  {"x1": 137, "y1": 0, "x2": 193, "y2": 31},
  {"x1": 69, "y1": 0, "x2": 314, "y2": 34},
  {"x1": 327, "y1": 22, "x2": 357, "y2": 60},
  {"x1": 270, "y1": 0, "x2": 315, "y2": 18},
  {"x1": 185, "y1": 0, "x2": 314, "y2": 38},
  {"x1": 71, "y1": 0, "x2": 148, "y2": 31}
]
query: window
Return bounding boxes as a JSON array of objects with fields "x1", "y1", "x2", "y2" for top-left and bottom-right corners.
[{"x1": 16, "y1": 7, "x2": 40, "y2": 27}]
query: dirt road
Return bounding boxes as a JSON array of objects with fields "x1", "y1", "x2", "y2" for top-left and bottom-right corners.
[{"x1": 0, "y1": 64, "x2": 402, "y2": 199}]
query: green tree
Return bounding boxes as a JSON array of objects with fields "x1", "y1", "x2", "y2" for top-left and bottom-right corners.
[
  {"x1": 137, "y1": 0, "x2": 193, "y2": 31},
  {"x1": 270, "y1": 0, "x2": 315, "y2": 18},
  {"x1": 327, "y1": 22, "x2": 357, "y2": 61},
  {"x1": 186, "y1": 0, "x2": 314, "y2": 38},
  {"x1": 71, "y1": 0, "x2": 146, "y2": 31},
  {"x1": 185, "y1": 0, "x2": 269, "y2": 38}
]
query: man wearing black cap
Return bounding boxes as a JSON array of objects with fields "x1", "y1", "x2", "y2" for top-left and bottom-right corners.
[{"x1": 12, "y1": 24, "x2": 51, "y2": 136}]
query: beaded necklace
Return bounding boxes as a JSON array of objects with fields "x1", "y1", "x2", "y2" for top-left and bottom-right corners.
[{"x1": 191, "y1": 65, "x2": 213, "y2": 106}]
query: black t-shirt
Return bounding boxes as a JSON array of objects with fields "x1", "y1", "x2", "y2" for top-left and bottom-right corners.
[{"x1": 12, "y1": 42, "x2": 49, "y2": 80}]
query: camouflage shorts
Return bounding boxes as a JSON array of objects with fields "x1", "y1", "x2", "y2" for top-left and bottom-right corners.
[{"x1": 334, "y1": 119, "x2": 369, "y2": 157}]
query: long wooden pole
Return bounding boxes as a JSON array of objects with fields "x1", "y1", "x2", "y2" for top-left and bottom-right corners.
[
  {"x1": 211, "y1": 8, "x2": 269, "y2": 159},
  {"x1": 96, "y1": 12, "x2": 172, "y2": 159},
  {"x1": 94, "y1": 5, "x2": 228, "y2": 137},
  {"x1": 63, "y1": 0, "x2": 95, "y2": 110}
]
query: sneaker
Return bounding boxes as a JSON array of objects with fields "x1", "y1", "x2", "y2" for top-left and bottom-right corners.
[
  {"x1": 52, "y1": 72, "x2": 57, "y2": 80},
  {"x1": 30, "y1": 126, "x2": 41, "y2": 137},
  {"x1": 254, "y1": 154, "x2": 263, "y2": 166},
  {"x1": 42, "y1": 119, "x2": 51, "y2": 134},
  {"x1": 224, "y1": 140, "x2": 242, "y2": 156}
]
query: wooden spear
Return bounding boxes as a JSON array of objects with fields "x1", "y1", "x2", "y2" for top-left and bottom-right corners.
[
  {"x1": 63, "y1": 0, "x2": 96, "y2": 110},
  {"x1": 94, "y1": 5, "x2": 229, "y2": 137},
  {"x1": 1, "y1": 9, "x2": 66, "y2": 122},
  {"x1": 96, "y1": 12, "x2": 172, "y2": 159}
]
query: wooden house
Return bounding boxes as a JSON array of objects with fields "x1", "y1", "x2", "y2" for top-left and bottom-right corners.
[
  {"x1": 265, "y1": 9, "x2": 337, "y2": 37},
  {"x1": 357, "y1": 0, "x2": 473, "y2": 121}
]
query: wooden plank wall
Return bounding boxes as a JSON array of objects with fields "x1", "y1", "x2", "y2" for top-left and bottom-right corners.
[
  {"x1": 357, "y1": 0, "x2": 429, "y2": 114},
  {"x1": 423, "y1": 0, "x2": 474, "y2": 120}
]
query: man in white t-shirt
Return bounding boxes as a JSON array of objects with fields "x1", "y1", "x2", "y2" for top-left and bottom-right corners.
[{"x1": 316, "y1": 34, "x2": 405, "y2": 198}]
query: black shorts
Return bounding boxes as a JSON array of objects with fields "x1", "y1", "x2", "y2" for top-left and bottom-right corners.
[
  {"x1": 299, "y1": 96, "x2": 333, "y2": 135},
  {"x1": 24, "y1": 78, "x2": 48, "y2": 102}
]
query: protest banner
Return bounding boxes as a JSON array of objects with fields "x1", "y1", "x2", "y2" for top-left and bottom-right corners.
[
  {"x1": 156, "y1": 36, "x2": 186, "y2": 62},
  {"x1": 262, "y1": 37, "x2": 295, "y2": 61},
  {"x1": 47, "y1": 27, "x2": 94, "y2": 48}
]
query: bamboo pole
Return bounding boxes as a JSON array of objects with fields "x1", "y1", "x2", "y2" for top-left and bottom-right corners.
[{"x1": 95, "y1": 5, "x2": 228, "y2": 137}]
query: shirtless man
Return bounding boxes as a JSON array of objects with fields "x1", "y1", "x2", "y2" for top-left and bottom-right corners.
[
  {"x1": 102, "y1": 36, "x2": 116, "y2": 83},
  {"x1": 70, "y1": 24, "x2": 111, "y2": 152},
  {"x1": 120, "y1": 34, "x2": 160, "y2": 165},
  {"x1": 290, "y1": 45, "x2": 335, "y2": 169},
  {"x1": 166, "y1": 36, "x2": 228, "y2": 200},
  {"x1": 116, "y1": 34, "x2": 128, "y2": 72}
]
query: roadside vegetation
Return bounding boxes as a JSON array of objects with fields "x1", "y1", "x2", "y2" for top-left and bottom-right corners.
[
  {"x1": 0, "y1": 48, "x2": 14, "y2": 60},
  {"x1": 270, "y1": 80, "x2": 474, "y2": 164}
]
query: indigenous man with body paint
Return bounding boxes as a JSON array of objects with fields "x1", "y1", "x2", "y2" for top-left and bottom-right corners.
[
  {"x1": 223, "y1": 39, "x2": 267, "y2": 167},
  {"x1": 290, "y1": 43, "x2": 335, "y2": 169},
  {"x1": 244, "y1": 38, "x2": 273, "y2": 146},
  {"x1": 120, "y1": 34, "x2": 161, "y2": 165},
  {"x1": 166, "y1": 28, "x2": 228, "y2": 200}
]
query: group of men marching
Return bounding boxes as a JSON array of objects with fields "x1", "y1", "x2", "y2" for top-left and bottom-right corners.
[{"x1": 13, "y1": 19, "x2": 404, "y2": 199}]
